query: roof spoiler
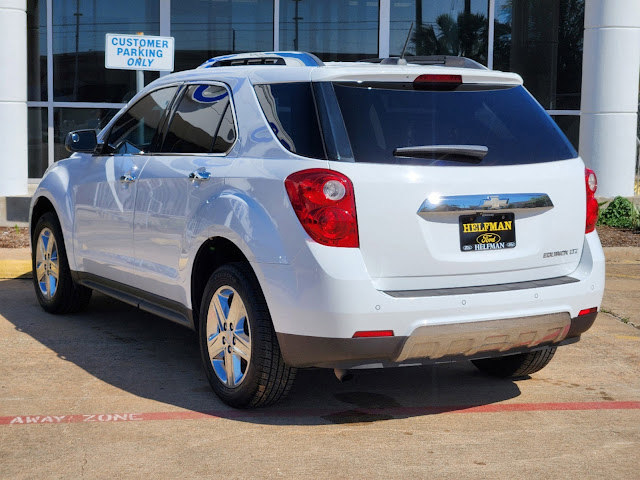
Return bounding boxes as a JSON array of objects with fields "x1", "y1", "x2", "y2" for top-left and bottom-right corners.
[{"x1": 358, "y1": 55, "x2": 488, "y2": 70}]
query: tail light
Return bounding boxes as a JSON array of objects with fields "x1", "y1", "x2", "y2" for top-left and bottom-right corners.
[
  {"x1": 285, "y1": 169, "x2": 359, "y2": 248},
  {"x1": 585, "y1": 168, "x2": 598, "y2": 234}
]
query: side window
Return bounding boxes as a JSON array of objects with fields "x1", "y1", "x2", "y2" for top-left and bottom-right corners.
[
  {"x1": 161, "y1": 84, "x2": 236, "y2": 154},
  {"x1": 107, "y1": 86, "x2": 178, "y2": 154}
]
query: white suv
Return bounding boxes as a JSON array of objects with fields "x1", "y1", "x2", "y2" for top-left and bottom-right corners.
[{"x1": 30, "y1": 52, "x2": 605, "y2": 408}]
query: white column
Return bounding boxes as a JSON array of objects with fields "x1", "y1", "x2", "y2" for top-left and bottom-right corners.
[
  {"x1": 579, "y1": 0, "x2": 640, "y2": 197},
  {"x1": 378, "y1": 0, "x2": 390, "y2": 58},
  {"x1": 0, "y1": 0, "x2": 27, "y2": 196},
  {"x1": 273, "y1": 0, "x2": 280, "y2": 50},
  {"x1": 487, "y1": 0, "x2": 495, "y2": 69},
  {"x1": 159, "y1": 0, "x2": 171, "y2": 77}
]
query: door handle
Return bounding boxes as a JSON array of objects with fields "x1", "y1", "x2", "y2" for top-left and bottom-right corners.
[
  {"x1": 119, "y1": 173, "x2": 136, "y2": 183},
  {"x1": 189, "y1": 168, "x2": 211, "y2": 181}
]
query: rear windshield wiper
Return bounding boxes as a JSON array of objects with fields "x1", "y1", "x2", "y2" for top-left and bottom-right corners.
[{"x1": 393, "y1": 145, "x2": 488, "y2": 163}]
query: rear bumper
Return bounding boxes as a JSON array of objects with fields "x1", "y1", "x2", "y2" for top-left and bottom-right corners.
[
  {"x1": 254, "y1": 232, "x2": 604, "y2": 368},
  {"x1": 277, "y1": 311, "x2": 597, "y2": 368}
]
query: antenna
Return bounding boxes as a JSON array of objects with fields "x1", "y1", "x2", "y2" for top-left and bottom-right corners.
[{"x1": 400, "y1": 21, "x2": 414, "y2": 59}]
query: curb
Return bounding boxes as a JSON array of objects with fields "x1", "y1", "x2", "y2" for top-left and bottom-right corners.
[{"x1": 0, "y1": 259, "x2": 31, "y2": 279}]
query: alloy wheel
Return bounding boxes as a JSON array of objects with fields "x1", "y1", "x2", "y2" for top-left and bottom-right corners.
[
  {"x1": 206, "y1": 286, "x2": 252, "y2": 387},
  {"x1": 35, "y1": 227, "x2": 59, "y2": 300}
]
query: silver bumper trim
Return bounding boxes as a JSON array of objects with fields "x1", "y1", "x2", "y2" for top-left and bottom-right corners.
[{"x1": 395, "y1": 312, "x2": 571, "y2": 362}]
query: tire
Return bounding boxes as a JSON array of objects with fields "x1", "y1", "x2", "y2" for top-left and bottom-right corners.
[
  {"x1": 471, "y1": 346, "x2": 557, "y2": 378},
  {"x1": 32, "y1": 212, "x2": 92, "y2": 314},
  {"x1": 199, "y1": 263, "x2": 296, "y2": 408}
]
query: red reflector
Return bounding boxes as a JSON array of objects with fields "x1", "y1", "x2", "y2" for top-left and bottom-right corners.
[
  {"x1": 352, "y1": 330, "x2": 394, "y2": 338},
  {"x1": 414, "y1": 74, "x2": 462, "y2": 84},
  {"x1": 578, "y1": 307, "x2": 598, "y2": 316}
]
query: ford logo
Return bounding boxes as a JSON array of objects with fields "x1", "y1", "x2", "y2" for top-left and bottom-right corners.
[{"x1": 477, "y1": 233, "x2": 501, "y2": 244}]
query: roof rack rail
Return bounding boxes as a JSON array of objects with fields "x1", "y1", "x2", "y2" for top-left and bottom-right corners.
[
  {"x1": 359, "y1": 55, "x2": 487, "y2": 70},
  {"x1": 199, "y1": 51, "x2": 324, "y2": 69}
]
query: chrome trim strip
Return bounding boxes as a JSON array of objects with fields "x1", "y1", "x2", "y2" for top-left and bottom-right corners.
[
  {"x1": 383, "y1": 275, "x2": 579, "y2": 298},
  {"x1": 417, "y1": 193, "x2": 553, "y2": 216}
]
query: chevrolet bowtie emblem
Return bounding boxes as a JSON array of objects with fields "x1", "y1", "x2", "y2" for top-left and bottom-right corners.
[{"x1": 481, "y1": 196, "x2": 508, "y2": 209}]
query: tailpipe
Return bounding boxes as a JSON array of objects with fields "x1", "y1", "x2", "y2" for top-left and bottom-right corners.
[{"x1": 334, "y1": 368, "x2": 353, "y2": 382}]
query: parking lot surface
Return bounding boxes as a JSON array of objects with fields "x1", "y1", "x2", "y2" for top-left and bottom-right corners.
[{"x1": 1, "y1": 248, "x2": 639, "y2": 479}]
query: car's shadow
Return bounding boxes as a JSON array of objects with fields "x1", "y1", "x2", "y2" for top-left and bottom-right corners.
[{"x1": 1, "y1": 279, "x2": 523, "y2": 425}]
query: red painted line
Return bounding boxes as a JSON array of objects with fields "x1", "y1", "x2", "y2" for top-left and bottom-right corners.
[
  {"x1": 1, "y1": 401, "x2": 639, "y2": 426},
  {"x1": 454, "y1": 401, "x2": 640, "y2": 413}
]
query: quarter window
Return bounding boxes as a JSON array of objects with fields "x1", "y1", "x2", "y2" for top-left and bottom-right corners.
[
  {"x1": 254, "y1": 83, "x2": 326, "y2": 159},
  {"x1": 107, "y1": 86, "x2": 178, "y2": 154},
  {"x1": 161, "y1": 84, "x2": 236, "y2": 154}
]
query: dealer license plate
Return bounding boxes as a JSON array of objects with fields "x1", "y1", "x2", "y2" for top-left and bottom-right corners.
[{"x1": 459, "y1": 212, "x2": 516, "y2": 252}]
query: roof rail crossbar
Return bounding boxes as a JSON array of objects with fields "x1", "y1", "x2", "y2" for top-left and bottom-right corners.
[
  {"x1": 199, "y1": 51, "x2": 324, "y2": 69},
  {"x1": 211, "y1": 57, "x2": 287, "y2": 67}
]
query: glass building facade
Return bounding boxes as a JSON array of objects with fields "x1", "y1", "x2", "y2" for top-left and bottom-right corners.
[{"x1": 26, "y1": 0, "x2": 585, "y2": 179}]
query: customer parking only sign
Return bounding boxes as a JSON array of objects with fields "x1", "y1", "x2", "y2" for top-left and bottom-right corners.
[{"x1": 105, "y1": 33, "x2": 174, "y2": 71}]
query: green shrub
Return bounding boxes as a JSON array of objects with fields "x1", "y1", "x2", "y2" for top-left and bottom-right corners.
[{"x1": 598, "y1": 196, "x2": 640, "y2": 229}]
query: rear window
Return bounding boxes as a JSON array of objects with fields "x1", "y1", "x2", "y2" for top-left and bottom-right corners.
[{"x1": 332, "y1": 83, "x2": 577, "y2": 166}]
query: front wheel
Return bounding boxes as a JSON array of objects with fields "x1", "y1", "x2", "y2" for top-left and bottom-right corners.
[
  {"x1": 32, "y1": 212, "x2": 92, "y2": 314},
  {"x1": 199, "y1": 263, "x2": 296, "y2": 408},
  {"x1": 472, "y1": 346, "x2": 557, "y2": 378}
]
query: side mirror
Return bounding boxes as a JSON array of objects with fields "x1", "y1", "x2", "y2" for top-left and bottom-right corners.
[{"x1": 65, "y1": 129, "x2": 98, "y2": 153}]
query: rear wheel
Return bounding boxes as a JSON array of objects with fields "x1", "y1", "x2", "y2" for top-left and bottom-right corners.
[
  {"x1": 32, "y1": 212, "x2": 92, "y2": 314},
  {"x1": 472, "y1": 347, "x2": 557, "y2": 378},
  {"x1": 199, "y1": 263, "x2": 296, "y2": 408}
]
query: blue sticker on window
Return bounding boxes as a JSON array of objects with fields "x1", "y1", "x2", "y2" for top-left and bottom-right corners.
[{"x1": 192, "y1": 85, "x2": 229, "y2": 103}]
